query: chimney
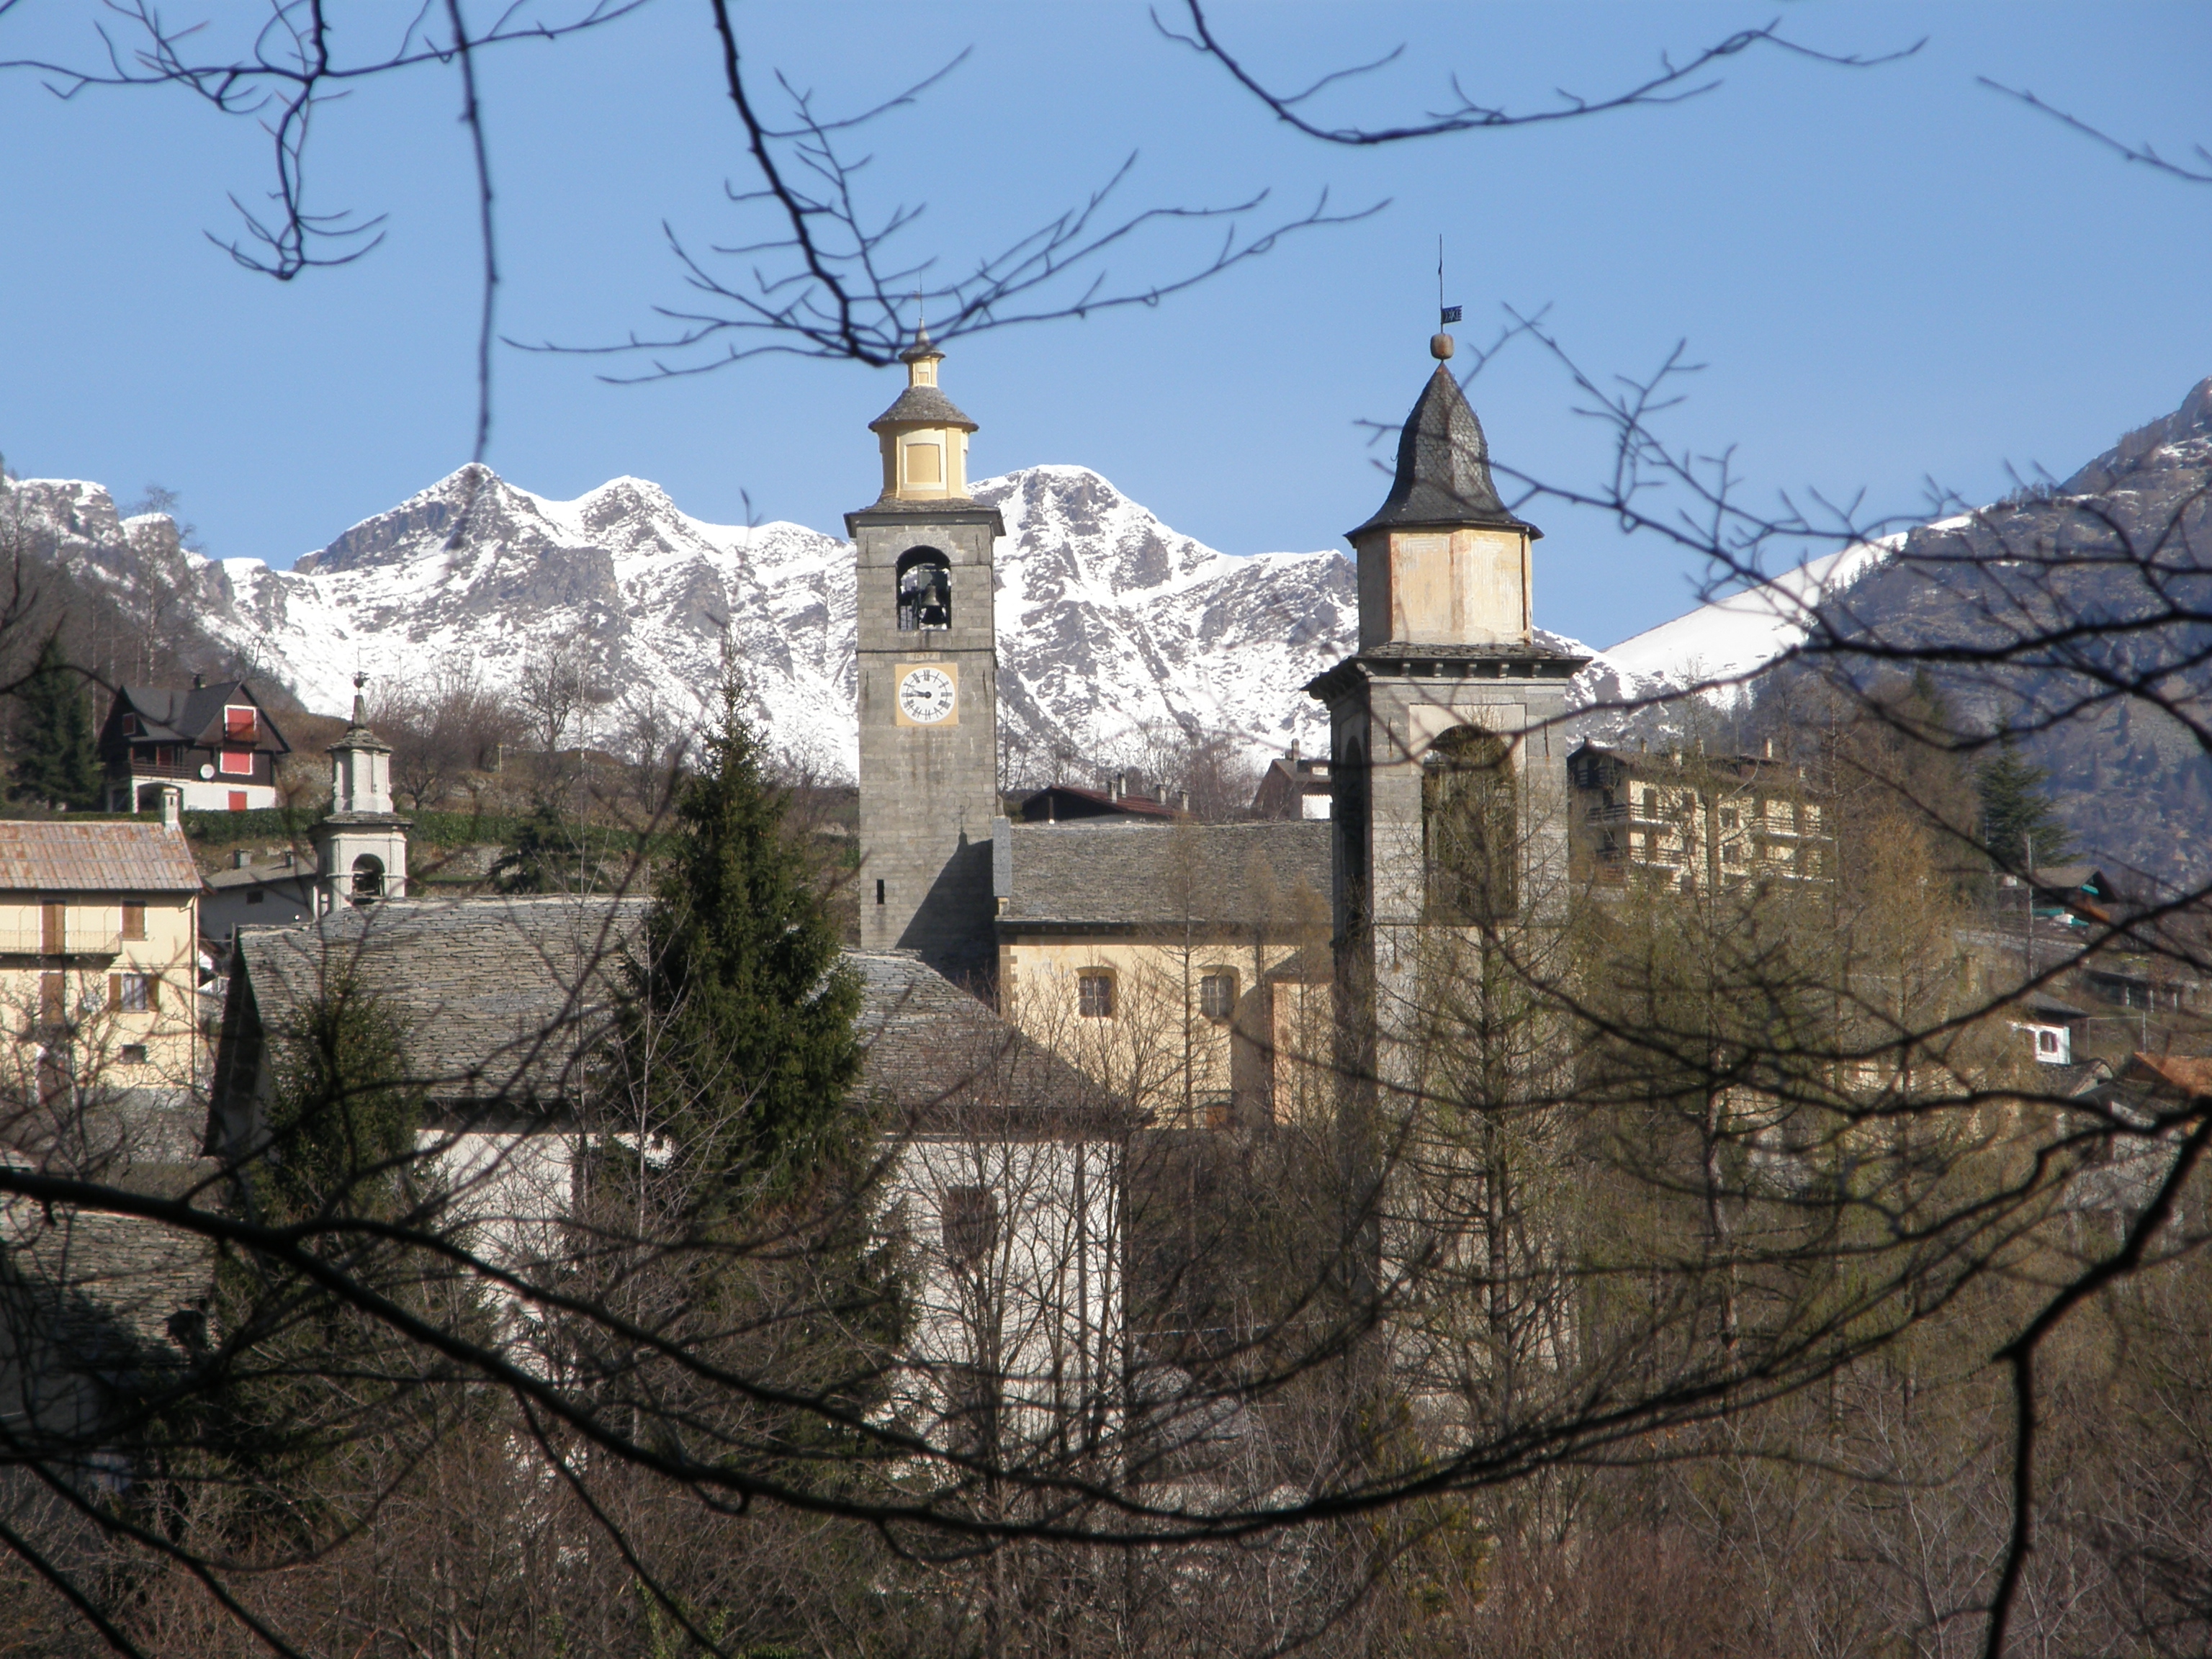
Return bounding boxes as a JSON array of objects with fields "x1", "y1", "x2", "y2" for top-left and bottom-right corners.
[
  {"x1": 1178, "y1": 788, "x2": 1192, "y2": 814},
  {"x1": 231, "y1": 849, "x2": 251, "y2": 869},
  {"x1": 160, "y1": 786, "x2": 181, "y2": 830},
  {"x1": 191, "y1": 670, "x2": 204, "y2": 690},
  {"x1": 1288, "y1": 738, "x2": 1300, "y2": 765},
  {"x1": 1763, "y1": 737, "x2": 1775, "y2": 760}
]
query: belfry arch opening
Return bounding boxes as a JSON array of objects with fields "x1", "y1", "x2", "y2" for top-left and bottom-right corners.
[
  {"x1": 896, "y1": 549, "x2": 952, "y2": 632},
  {"x1": 1423, "y1": 725, "x2": 1517, "y2": 925},
  {"x1": 351, "y1": 854, "x2": 385, "y2": 905}
]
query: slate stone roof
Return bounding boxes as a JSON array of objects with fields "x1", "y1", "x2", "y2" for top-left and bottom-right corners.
[
  {"x1": 221, "y1": 897, "x2": 650, "y2": 1117},
  {"x1": 850, "y1": 951, "x2": 1120, "y2": 1135},
  {"x1": 1349, "y1": 363, "x2": 1537, "y2": 539},
  {"x1": 214, "y1": 899, "x2": 1110, "y2": 1134},
  {"x1": 868, "y1": 384, "x2": 979, "y2": 433},
  {"x1": 998, "y1": 820, "x2": 1331, "y2": 930},
  {"x1": 0, "y1": 820, "x2": 203, "y2": 894},
  {"x1": 205, "y1": 853, "x2": 320, "y2": 892}
]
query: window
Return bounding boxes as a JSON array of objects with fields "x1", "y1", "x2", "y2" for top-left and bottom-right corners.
[
  {"x1": 2038, "y1": 1030, "x2": 2060, "y2": 1055},
  {"x1": 896, "y1": 549, "x2": 952, "y2": 631},
  {"x1": 875, "y1": 879, "x2": 885, "y2": 907},
  {"x1": 1718, "y1": 806, "x2": 1739, "y2": 830},
  {"x1": 1424, "y1": 726, "x2": 1518, "y2": 925},
  {"x1": 121, "y1": 903, "x2": 145, "y2": 941},
  {"x1": 246, "y1": 889, "x2": 266, "y2": 906},
  {"x1": 218, "y1": 747, "x2": 254, "y2": 775},
  {"x1": 225, "y1": 705, "x2": 257, "y2": 740},
  {"x1": 112, "y1": 974, "x2": 153, "y2": 1013},
  {"x1": 1640, "y1": 787, "x2": 1658, "y2": 817},
  {"x1": 1078, "y1": 971, "x2": 1115, "y2": 1018},
  {"x1": 942, "y1": 1185, "x2": 999, "y2": 1264},
  {"x1": 153, "y1": 745, "x2": 180, "y2": 769},
  {"x1": 121, "y1": 713, "x2": 140, "y2": 736},
  {"x1": 119, "y1": 1044, "x2": 148, "y2": 1067},
  {"x1": 228, "y1": 791, "x2": 249, "y2": 812},
  {"x1": 1722, "y1": 841, "x2": 1744, "y2": 866},
  {"x1": 1199, "y1": 971, "x2": 1236, "y2": 1020}
]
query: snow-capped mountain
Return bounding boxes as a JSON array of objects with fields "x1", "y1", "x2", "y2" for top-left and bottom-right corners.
[
  {"x1": 9, "y1": 464, "x2": 1359, "y2": 781},
  {"x1": 11, "y1": 371, "x2": 2205, "y2": 881}
]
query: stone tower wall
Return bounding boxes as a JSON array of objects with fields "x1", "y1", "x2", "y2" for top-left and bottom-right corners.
[{"x1": 853, "y1": 508, "x2": 1002, "y2": 985}]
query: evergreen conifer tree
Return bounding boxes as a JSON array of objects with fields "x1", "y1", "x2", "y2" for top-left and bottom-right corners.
[
  {"x1": 1976, "y1": 732, "x2": 2072, "y2": 873},
  {"x1": 617, "y1": 675, "x2": 863, "y2": 1210},
  {"x1": 11, "y1": 637, "x2": 104, "y2": 810}
]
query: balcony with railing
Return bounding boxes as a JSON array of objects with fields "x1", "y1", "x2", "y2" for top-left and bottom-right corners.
[{"x1": 0, "y1": 925, "x2": 124, "y2": 957}]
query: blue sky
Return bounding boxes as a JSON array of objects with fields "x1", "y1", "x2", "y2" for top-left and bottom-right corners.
[{"x1": 3, "y1": 1, "x2": 2208, "y2": 653}]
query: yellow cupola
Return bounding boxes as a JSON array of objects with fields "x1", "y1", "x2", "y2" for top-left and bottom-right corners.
[{"x1": 867, "y1": 325, "x2": 978, "y2": 503}]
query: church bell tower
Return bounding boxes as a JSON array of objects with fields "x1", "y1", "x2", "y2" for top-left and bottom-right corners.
[
  {"x1": 1308, "y1": 332, "x2": 1587, "y2": 1058},
  {"x1": 848, "y1": 328, "x2": 1005, "y2": 982}
]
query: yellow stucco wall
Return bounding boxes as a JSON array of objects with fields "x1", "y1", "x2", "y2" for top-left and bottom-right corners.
[
  {"x1": 999, "y1": 935, "x2": 1327, "y2": 1128},
  {"x1": 0, "y1": 894, "x2": 200, "y2": 1092}
]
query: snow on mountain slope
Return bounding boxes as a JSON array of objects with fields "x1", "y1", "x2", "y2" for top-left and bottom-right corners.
[
  {"x1": 1569, "y1": 535, "x2": 1912, "y2": 729},
  {"x1": 125, "y1": 464, "x2": 1355, "y2": 780}
]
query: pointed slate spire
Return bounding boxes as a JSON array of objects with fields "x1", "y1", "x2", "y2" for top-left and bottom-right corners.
[{"x1": 1350, "y1": 349, "x2": 1539, "y2": 540}]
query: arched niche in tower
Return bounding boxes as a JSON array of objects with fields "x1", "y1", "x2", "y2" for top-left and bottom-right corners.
[
  {"x1": 351, "y1": 853, "x2": 385, "y2": 905},
  {"x1": 1422, "y1": 725, "x2": 1517, "y2": 925},
  {"x1": 896, "y1": 547, "x2": 953, "y2": 632}
]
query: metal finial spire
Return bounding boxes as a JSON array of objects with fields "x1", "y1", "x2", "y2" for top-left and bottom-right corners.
[{"x1": 351, "y1": 667, "x2": 369, "y2": 726}]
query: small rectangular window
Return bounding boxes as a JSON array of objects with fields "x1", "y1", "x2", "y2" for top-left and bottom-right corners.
[
  {"x1": 114, "y1": 974, "x2": 152, "y2": 1013},
  {"x1": 1078, "y1": 971, "x2": 1115, "y2": 1018},
  {"x1": 119, "y1": 1044, "x2": 149, "y2": 1067},
  {"x1": 875, "y1": 879, "x2": 885, "y2": 906},
  {"x1": 1718, "y1": 806, "x2": 1738, "y2": 830},
  {"x1": 219, "y1": 747, "x2": 254, "y2": 776},
  {"x1": 121, "y1": 903, "x2": 146, "y2": 941},
  {"x1": 942, "y1": 1184, "x2": 998, "y2": 1264},
  {"x1": 247, "y1": 889, "x2": 266, "y2": 905},
  {"x1": 121, "y1": 713, "x2": 140, "y2": 736},
  {"x1": 225, "y1": 705, "x2": 257, "y2": 740},
  {"x1": 1199, "y1": 971, "x2": 1236, "y2": 1020}
]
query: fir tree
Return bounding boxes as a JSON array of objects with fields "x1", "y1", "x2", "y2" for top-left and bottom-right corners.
[
  {"x1": 1976, "y1": 732, "x2": 2072, "y2": 873},
  {"x1": 491, "y1": 797, "x2": 578, "y2": 893},
  {"x1": 10, "y1": 636, "x2": 103, "y2": 810},
  {"x1": 616, "y1": 675, "x2": 863, "y2": 1209}
]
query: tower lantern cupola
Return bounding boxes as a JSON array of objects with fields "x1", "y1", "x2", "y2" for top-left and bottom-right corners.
[
  {"x1": 1347, "y1": 334, "x2": 1542, "y2": 652},
  {"x1": 868, "y1": 324, "x2": 979, "y2": 503},
  {"x1": 310, "y1": 673, "x2": 411, "y2": 913}
]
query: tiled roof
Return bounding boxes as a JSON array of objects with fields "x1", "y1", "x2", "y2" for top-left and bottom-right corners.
[
  {"x1": 999, "y1": 820, "x2": 1331, "y2": 930},
  {"x1": 2126, "y1": 1053, "x2": 2212, "y2": 1100},
  {"x1": 0, "y1": 820, "x2": 202, "y2": 893}
]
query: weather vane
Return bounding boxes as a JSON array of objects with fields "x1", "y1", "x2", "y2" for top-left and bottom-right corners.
[{"x1": 1437, "y1": 234, "x2": 1461, "y2": 328}]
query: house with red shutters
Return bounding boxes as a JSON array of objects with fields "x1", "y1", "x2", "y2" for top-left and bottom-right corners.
[{"x1": 97, "y1": 679, "x2": 291, "y2": 813}]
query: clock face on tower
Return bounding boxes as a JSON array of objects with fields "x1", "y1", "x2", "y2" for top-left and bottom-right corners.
[{"x1": 895, "y1": 664, "x2": 958, "y2": 726}]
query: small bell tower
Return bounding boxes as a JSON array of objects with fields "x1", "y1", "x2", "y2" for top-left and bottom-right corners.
[
  {"x1": 311, "y1": 673, "x2": 411, "y2": 913},
  {"x1": 848, "y1": 328, "x2": 1005, "y2": 983}
]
